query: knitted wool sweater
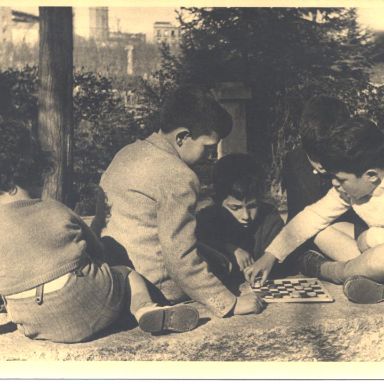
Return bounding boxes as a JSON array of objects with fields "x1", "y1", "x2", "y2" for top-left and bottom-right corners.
[{"x1": 0, "y1": 199, "x2": 99, "y2": 296}]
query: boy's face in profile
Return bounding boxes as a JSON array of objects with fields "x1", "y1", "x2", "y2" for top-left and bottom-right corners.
[
  {"x1": 179, "y1": 131, "x2": 219, "y2": 165},
  {"x1": 329, "y1": 171, "x2": 379, "y2": 201},
  {"x1": 222, "y1": 196, "x2": 258, "y2": 227}
]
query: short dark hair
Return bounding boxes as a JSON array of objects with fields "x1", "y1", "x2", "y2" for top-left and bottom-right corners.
[
  {"x1": 0, "y1": 119, "x2": 51, "y2": 193},
  {"x1": 300, "y1": 95, "x2": 350, "y2": 160},
  {"x1": 318, "y1": 117, "x2": 384, "y2": 176},
  {"x1": 212, "y1": 153, "x2": 264, "y2": 203},
  {"x1": 160, "y1": 85, "x2": 232, "y2": 139}
]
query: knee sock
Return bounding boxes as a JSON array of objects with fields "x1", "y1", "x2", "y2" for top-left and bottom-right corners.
[{"x1": 320, "y1": 261, "x2": 346, "y2": 284}]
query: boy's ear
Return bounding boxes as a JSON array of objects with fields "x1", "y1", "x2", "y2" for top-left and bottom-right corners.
[
  {"x1": 365, "y1": 169, "x2": 380, "y2": 184},
  {"x1": 175, "y1": 128, "x2": 191, "y2": 147}
]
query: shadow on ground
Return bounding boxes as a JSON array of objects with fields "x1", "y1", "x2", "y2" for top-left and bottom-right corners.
[{"x1": 0, "y1": 278, "x2": 383, "y2": 361}]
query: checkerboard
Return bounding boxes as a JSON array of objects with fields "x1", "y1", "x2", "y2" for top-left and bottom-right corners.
[{"x1": 251, "y1": 278, "x2": 334, "y2": 303}]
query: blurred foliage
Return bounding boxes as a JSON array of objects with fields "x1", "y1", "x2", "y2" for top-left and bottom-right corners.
[
  {"x1": 72, "y1": 71, "x2": 142, "y2": 214},
  {"x1": 0, "y1": 67, "x2": 142, "y2": 215},
  {"x1": 0, "y1": 42, "x2": 38, "y2": 70},
  {"x1": 73, "y1": 36, "x2": 161, "y2": 80},
  {"x1": 138, "y1": 7, "x2": 384, "y2": 207},
  {"x1": 2, "y1": 8, "x2": 384, "y2": 213}
]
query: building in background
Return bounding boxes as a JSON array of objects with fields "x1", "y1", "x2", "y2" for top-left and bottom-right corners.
[
  {"x1": 0, "y1": 7, "x2": 38, "y2": 46},
  {"x1": 89, "y1": 7, "x2": 109, "y2": 42},
  {"x1": 0, "y1": 7, "x2": 39, "y2": 68},
  {"x1": 109, "y1": 31, "x2": 146, "y2": 45},
  {"x1": 84, "y1": 8, "x2": 158, "y2": 76},
  {"x1": 0, "y1": 7, "x2": 164, "y2": 76},
  {"x1": 153, "y1": 21, "x2": 180, "y2": 48}
]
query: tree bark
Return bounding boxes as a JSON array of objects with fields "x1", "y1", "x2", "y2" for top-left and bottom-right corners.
[{"x1": 38, "y1": 7, "x2": 73, "y2": 205}]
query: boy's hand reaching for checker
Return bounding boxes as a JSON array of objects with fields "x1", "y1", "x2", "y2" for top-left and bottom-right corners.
[
  {"x1": 234, "y1": 292, "x2": 266, "y2": 315},
  {"x1": 233, "y1": 247, "x2": 254, "y2": 271},
  {"x1": 244, "y1": 251, "x2": 277, "y2": 286}
]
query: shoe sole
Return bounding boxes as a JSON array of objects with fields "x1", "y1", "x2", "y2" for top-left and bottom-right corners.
[
  {"x1": 343, "y1": 276, "x2": 384, "y2": 304},
  {"x1": 138, "y1": 305, "x2": 199, "y2": 333}
]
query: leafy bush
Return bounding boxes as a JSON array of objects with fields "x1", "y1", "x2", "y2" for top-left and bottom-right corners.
[
  {"x1": 0, "y1": 67, "x2": 143, "y2": 215},
  {"x1": 72, "y1": 71, "x2": 143, "y2": 214}
]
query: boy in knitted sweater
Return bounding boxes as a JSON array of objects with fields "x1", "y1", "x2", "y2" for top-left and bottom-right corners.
[
  {"x1": 0, "y1": 120, "x2": 199, "y2": 343},
  {"x1": 196, "y1": 153, "x2": 285, "y2": 290}
]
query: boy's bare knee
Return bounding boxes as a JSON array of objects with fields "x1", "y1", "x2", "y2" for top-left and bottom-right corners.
[
  {"x1": 365, "y1": 243, "x2": 384, "y2": 259},
  {"x1": 314, "y1": 222, "x2": 359, "y2": 261},
  {"x1": 365, "y1": 227, "x2": 384, "y2": 248},
  {"x1": 360, "y1": 244, "x2": 384, "y2": 277},
  {"x1": 314, "y1": 224, "x2": 339, "y2": 246}
]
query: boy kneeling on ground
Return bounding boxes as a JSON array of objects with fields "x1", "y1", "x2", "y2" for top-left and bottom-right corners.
[
  {"x1": 245, "y1": 117, "x2": 384, "y2": 304},
  {"x1": 0, "y1": 120, "x2": 199, "y2": 343}
]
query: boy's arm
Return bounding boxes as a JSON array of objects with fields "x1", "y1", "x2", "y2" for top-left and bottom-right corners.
[
  {"x1": 223, "y1": 243, "x2": 253, "y2": 271},
  {"x1": 244, "y1": 189, "x2": 350, "y2": 285},
  {"x1": 266, "y1": 187, "x2": 350, "y2": 262},
  {"x1": 157, "y1": 173, "x2": 237, "y2": 318},
  {"x1": 70, "y1": 209, "x2": 106, "y2": 263}
]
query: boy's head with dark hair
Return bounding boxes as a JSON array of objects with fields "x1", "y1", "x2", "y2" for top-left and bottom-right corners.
[
  {"x1": 300, "y1": 95, "x2": 350, "y2": 172},
  {"x1": 318, "y1": 117, "x2": 384, "y2": 200},
  {"x1": 160, "y1": 85, "x2": 233, "y2": 165},
  {"x1": 213, "y1": 153, "x2": 264, "y2": 227},
  {"x1": 0, "y1": 119, "x2": 50, "y2": 196}
]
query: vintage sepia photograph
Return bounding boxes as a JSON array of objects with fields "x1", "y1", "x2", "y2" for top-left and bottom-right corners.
[{"x1": 0, "y1": 1, "x2": 384, "y2": 376}]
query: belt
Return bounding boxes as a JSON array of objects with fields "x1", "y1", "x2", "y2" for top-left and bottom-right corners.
[{"x1": 5, "y1": 273, "x2": 71, "y2": 302}]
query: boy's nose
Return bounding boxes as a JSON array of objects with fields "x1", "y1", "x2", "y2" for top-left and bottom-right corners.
[{"x1": 241, "y1": 208, "x2": 251, "y2": 221}]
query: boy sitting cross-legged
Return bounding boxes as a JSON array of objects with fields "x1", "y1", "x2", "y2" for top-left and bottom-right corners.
[
  {"x1": 96, "y1": 85, "x2": 264, "y2": 318},
  {"x1": 283, "y1": 95, "x2": 365, "y2": 263},
  {"x1": 245, "y1": 117, "x2": 384, "y2": 304},
  {"x1": 196, "y1": 153, "x2": 286, "y2": 289},
  {"x1": 0, "y1": 120, "x2": 199, "y2": 343}
]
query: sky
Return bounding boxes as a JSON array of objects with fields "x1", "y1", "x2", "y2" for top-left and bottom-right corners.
[
  {"x1": 12, "y1": 7, "x2": 179, "y2": 42},
  {"x1": 357, "y1": 8, "x2": 384, "y2": 32},
  {"x1": 11, "y1": 6, "x2": 384, "y2": 40}
]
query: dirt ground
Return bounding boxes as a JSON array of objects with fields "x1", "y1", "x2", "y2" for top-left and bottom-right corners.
[{"x1": 1, "y1": 278, "x2": 384, "y2": 362}]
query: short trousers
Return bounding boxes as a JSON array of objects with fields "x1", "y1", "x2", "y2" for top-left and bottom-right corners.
[{"x1": 5, "y1": 261, "x2": 132, "y2": 343}]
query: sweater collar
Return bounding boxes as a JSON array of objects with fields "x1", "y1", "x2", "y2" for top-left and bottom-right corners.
[
  {"x1": 145, "y1": 132, "x2": 180, "y2": 158},
  {"x1": 1, "y1": 198, "x2": 41, "y2": 210}
]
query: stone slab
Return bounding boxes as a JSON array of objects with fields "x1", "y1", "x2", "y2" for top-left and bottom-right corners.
[{"x1": 0, "y1": 278, "x2": 383, "y2": 362}]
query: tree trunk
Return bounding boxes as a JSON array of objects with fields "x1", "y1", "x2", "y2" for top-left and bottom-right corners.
[{"x1": 38, "y1": 7, "x2": 73, "y2": 205}]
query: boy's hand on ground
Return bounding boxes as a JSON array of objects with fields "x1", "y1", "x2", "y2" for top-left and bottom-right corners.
[
  {"x1": 244, "y1": 252, "x2": 277, "y2": 286},
  {"x1": 234, "y1": 248, "x2": 254, "y2": 271},
  {"x1": 234, "y1": 292, "x2": 266, "y2": 315}
]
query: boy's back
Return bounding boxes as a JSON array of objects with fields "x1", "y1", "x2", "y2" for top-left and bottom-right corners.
[
  {"x1": 100, "y1": 132, "x2": 237, "y2": 316},
  {"x1": 283, "y1": 148, "x2": 329, "y2": 220},
  {"x1": 101, "y1": 132, "x2": 197, "y2": 299}
]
